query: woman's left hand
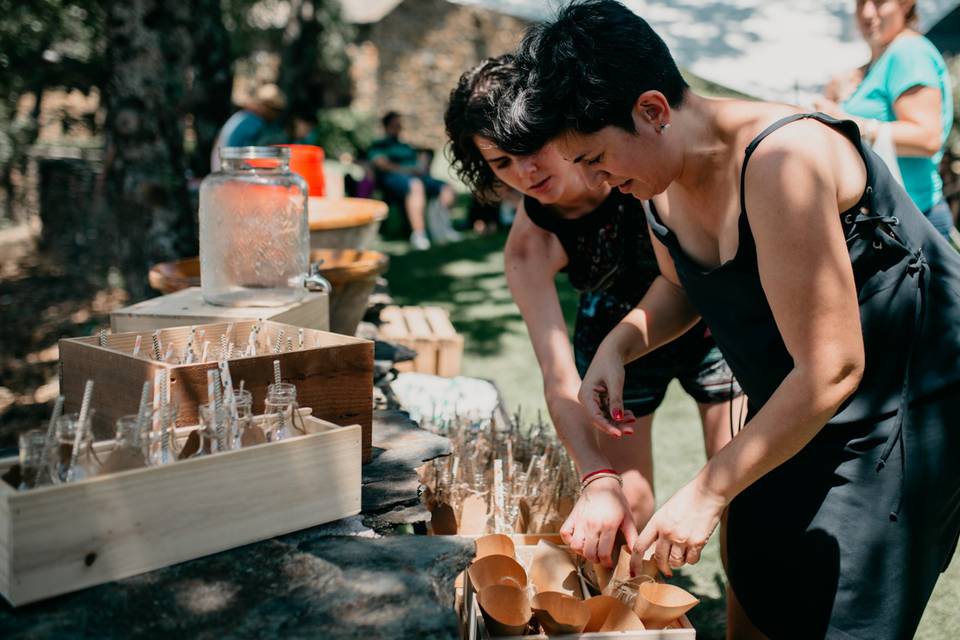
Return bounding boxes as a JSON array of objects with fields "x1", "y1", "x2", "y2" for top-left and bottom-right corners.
[{"x1": 630, "y1": 477, "x2": 728, "y2": 578}]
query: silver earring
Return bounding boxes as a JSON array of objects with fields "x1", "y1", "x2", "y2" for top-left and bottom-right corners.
[{"x1": 659, "y1": 123, "x2": 671, "y2": 133}]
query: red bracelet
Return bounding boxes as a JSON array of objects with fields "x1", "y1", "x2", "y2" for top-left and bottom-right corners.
[{"x1": 581, "y1": 468, "x2": 618, "y2": 483}]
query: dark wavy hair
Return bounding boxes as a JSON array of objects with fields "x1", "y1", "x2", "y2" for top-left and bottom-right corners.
[
  {"x1": 498, "y1": 0, "x2": 688, "y2": 155},
  {"x1": 444, "y1": 55, "x2": 520, "y2": 202}
]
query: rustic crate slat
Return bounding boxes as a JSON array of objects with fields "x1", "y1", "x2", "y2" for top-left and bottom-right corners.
[
  {"x1": 378, "y1": 306, "x2": 463, "y2": 377},
  {"x1": 110, "y1": 287, "x2": 329, "y2": 333},
  {"x1": 0, "y1": 415, "x2": 361, "y2": 607},
  {"x1": 59, "y1": 320, "x2": 374, "y2": 462}
]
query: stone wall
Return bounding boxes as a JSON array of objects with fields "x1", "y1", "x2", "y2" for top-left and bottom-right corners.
[{"x1": 349, "y1": 0, "x2": 529, "y2": 151}]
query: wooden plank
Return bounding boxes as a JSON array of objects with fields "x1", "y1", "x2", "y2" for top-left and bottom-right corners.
[
  {"x1": 2, "y1": 417, "x2": 360, "y2": 606},
  {"x1": 110, "y1": 287, "x2": 329, "y2": 333}
]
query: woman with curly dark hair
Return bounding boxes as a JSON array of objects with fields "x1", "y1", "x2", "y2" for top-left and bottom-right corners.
[{"x1": 445, "y1": 55, "x2": 744, "y2": 567}]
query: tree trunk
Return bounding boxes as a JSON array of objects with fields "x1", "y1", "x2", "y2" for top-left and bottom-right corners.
[
  {"x1": 188, "y1": 0, "x2": 234, "y2": 178},
  {"x1": 101, "y1": 0, "x2": 196, "y2": 299}
]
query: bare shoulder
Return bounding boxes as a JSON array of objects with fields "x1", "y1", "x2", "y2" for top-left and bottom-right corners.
[{"x1": 504, "y1": 205, "x2": 567, "y2": 272}]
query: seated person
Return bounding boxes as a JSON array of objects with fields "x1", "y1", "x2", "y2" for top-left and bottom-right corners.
[
  {"x1": 210, "y1": 84, "x2": 285, "y2": 171},
  {"x1": 369, "y1": 111, "x2": 459, "y2": 249}
]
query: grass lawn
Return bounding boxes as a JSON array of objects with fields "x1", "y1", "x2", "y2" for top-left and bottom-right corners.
[{"x1": 375, "y1": 232, "x2": 960, "y2": 640}]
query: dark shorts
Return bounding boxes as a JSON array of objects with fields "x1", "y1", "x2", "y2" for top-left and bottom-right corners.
[
  {"x1": 380, "y1": 172, "x2": 446, "y2": 199},
  {"x1": 619, "y1": 342, "x2": 740, "y2": 416},
  {"x1": 574, "y1": 295, "x2": 742, "y2": 416}
]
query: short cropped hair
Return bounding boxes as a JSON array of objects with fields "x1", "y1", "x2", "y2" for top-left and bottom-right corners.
[
  {"x1": 382, "y1": 111, "x2": 401, "y2": 129},
  {"x1": 444, "y1": 55, "x2": 520, "y2": 202},
  {"x1": 498, "y1": 0, "x2": 688, "y2": 155}
]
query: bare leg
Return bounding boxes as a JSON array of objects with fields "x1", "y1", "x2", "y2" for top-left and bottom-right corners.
[
  {"x1": 595, "y1": 412, "x2": 656, "y2": 529},
  {"x1": 440, "y1": 184, "x2": 456, "y2": 208},
  {"x1": 696, "y1": 394, "x2": 747, "y2": 459},
  {"x1": 405, "y1": 177, "x2": 426, "y2": 233}
]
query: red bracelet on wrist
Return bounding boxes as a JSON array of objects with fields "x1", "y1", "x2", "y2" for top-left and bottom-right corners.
[{"x1": 581, "y1": 468, "x2": 618, "y2": 483}]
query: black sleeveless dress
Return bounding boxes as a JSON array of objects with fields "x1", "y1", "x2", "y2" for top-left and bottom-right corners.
[{"x1": 646, "y1": 113, "x2": 960, "y2": 639}]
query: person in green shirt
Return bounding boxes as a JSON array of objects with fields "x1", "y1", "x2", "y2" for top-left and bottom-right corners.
[
  {"x1": 369, "y1": 111, "x2": 458, "y2": 250},
  {"x1": 817, "y1": 0, "x2": 954, "y2": 239}
]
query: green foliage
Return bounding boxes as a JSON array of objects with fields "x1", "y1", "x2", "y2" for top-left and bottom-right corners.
[{"x1": 307, "y1": 108, "x2": 378, "y2": 159}]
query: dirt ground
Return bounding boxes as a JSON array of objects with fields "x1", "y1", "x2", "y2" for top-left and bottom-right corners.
[{"x1": 0, "y1": 222, "x2": 128, "y2": 448}]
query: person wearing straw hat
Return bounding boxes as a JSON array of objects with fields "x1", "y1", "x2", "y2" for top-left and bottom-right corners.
[
  {"x1": 497, "y1": 1, "x2": 960, "y2": 638},
  {"x1": 210, "y1": 84, "x2": 286, "y2": 172}
]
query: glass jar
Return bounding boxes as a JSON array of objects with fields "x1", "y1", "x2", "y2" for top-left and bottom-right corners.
[
  {"x1": 199, "y1": 146, "x2": 309, "y2": 307},
  {"x1": 229, "y1": 389, "x2": 260, "y2": 448},
  {"x1": 53, "y1": 412, "x2": 98, "y2": 482},
  {"x1": 101, "y1": 415, "x2": 149, "y2": 473},
  {"x1": 17, "y1": 429, "x2": 49, "y2": 490},
  {"x1": 263, "y1": 382, "x2": 299, "y2": 441}
]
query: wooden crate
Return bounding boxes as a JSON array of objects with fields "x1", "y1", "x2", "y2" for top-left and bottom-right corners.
[
  {"x1": 0, "y1": 415, "x2": 361, "y2": 607},
  {"x1": 379, "y1": 306, "x2": 463, "y2": 377},
  {"x1": 110, "y1": 287, "x2": 329, "y2": 333},
  {"x1": 460, "y1": 536, "x2": 696, "y2": 640},
  {"x1": 59, "y1": 320, "x2": 374, "y2": 462}
]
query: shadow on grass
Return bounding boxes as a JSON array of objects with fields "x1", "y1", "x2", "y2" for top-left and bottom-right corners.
[{"x1": 670, "y1": 570, "x2": 728, "y2": 640}]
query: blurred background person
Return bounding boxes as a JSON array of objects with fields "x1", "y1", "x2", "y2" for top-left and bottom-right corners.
[
  {"x1": 369, "y1": 111, "x2": 459, "y2": 250},
  {"x1": 817, "y1": 0, "x2": 955, "y2": 240},
  {"x1": 210, "y1": 84, "x2": 286, "y2": 172}
]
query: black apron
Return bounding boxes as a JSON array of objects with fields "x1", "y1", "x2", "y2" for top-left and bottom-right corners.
[{"x1": 646, "y1": 113, "x2": 960, "y2": 639}]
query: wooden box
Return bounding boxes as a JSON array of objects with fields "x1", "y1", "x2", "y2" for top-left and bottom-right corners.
[
  {"x1": 379, "y1": 306, "x2": 463, "y2": 377},
  {"x1": 460, "y1": 536, "x2": 696, "y2": 640},
  {"x1": 110, "y1": 287, "x2": 329, "y2": 333},
  {"x1": 59, "y1": 320, "x2": 374, "y2": 462},
  {"x1": 0, "y1": 415, "x2": 361, "y2": 607}
]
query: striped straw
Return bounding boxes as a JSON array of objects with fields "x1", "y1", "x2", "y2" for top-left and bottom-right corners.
[
  {"x1": 200, "y1": 341, "x2": 210, "y2": 363},
  {"x1": 298, "y1": 329, "x2": 304, "y2": 350},
  {"x1": 273, "y1": 360, "x2": 281, "y2": 386},
  {"x1": 98, "y1": 328, "x2": 107, "y2": 347},
  {"x1": 273, "y1": 329, "x2": 285, "y2": 354},
  {"x1": 152, "y1": 331, "x2": 162, "y2": 360},
  {"x1": 135, "y1": 381, "x2": 151, "y2": 432},
  {"x1": 44, "y1": 395, "x2": 65, "y2": 448},
  {"x1": 67, "y1": 380, "x2": 94, "y2": 481},
  {"x1": 286, "y1": 337, "x2": 293, "y2": 353},
  {"x1": 219, "y1": 334, "x2": 228, "y2": 359},
  {"x1": 133, "y1": 335, "x2": 142, "y2": 358}
]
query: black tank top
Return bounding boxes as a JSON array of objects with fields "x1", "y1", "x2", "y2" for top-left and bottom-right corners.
[
  {"x1": 524, "y1": 190, "x2": 713, "y2": 370},
  {"x1": 646, "y1": 112, "x2": 960, "y2": 423}
]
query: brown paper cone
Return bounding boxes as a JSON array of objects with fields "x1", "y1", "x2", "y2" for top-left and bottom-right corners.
[
  {"x1": 529, "y1": 539, "x2": 583, "y2": 599},
  {"x1": 468, "y1": 554, "x2": 528, "y2": 591},
  {"x1": 531, "y1": 591, "x2": 590, "y2": 635},
  {"x1": 583, "y1": 595, "x2": 647, "y2": 632},
  {"x1": 633, "y1": 581, "x2": 699, "y2": 629},
  {"x1": 431, "y1": 502, "x2": 458, "y2": 535},
  {"x1": 475, "y1": 533, "x2": 515, "y2": 560},
  {"x1": 459, "y1": 494, "x2": 488, "y2": 534},
  {"x1": 477, "y1": 584, "x2": 532, "y2": 637}
]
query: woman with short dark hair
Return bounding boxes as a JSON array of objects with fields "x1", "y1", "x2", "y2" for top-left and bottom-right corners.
[
  {"x1": 445, "y1": 54, "x2": 744, "y2": 569},
  {"x1": 498, "y1": 1, "x2": 960, "y2": 638}
]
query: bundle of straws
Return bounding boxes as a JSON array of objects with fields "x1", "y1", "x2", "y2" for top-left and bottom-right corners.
[{"x1": 418, "y1": 409, "x2": 579, "y2": 535}]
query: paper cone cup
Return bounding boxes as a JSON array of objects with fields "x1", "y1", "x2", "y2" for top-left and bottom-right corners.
[
  {"x1": 583, "y1": 595, "x2": 646, "y2": 632},
  {"x1": 477, "y1": 584, "x2": 532, "y2": 637},
  {"x1": 532, "y1": 591, "x2": 590, "y2": 635},
  {"x1": 529, "y1": 539, "x2": 583, "y2": 599},
  {"x1": 459, "y1": 494, "x2": 488, "y2": 534},
  {"x1": 475, "y1": 533, "x2": 516, "y2": 560},
  {"x1": 633, "y1": 581, "x2": 699, "y2": 628},
  {"x1": 431, "y1": 502, "x2": 458, "y2": 535},
  {"x1": 468, "y1": 554, "x2": 528, "y2": 591}
]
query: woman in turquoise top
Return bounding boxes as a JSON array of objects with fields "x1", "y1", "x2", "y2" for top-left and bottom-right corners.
[{"x1": 817, "y1": 0, "x2": 954, "y2": 239}]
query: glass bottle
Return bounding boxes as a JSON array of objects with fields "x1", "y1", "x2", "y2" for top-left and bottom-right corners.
[
  {"x1": 263, "y1": 382, "x2": 299, "y2": 441},
  {"x1": 230, "y1": 389, "x2": 262, "y2": 448},
  {"x1": 53, "y1": 412, "x2": 98, "y2": 482},
  {"x1": 17, "y1": 429, "x2": 49, "y2": 490},
  {"x1": 101, "y1": 415, "x2": 149, "y2": 473},
  {"x1": 199, "y1": 146, "x2": 309, "y2": 307}
]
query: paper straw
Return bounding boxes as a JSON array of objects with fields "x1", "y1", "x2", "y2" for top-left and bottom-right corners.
[
  {"x1": 67, "y1": 380, "x2": 94, "y2": 481},
  {"x1": 220, "y1": 334, "x2": 228, "y2": 359},
  {"x1": 133, "y1": 335, "x2": 142, "y2": 358},
  {"x1": 273, "y1": 329, "x2": 285, "y2": 354},
  {"x1": 298, "y1": 329, "x2": 304, "y2": 350},
  {"x1": 152, "y1": 331, "x2": 162, "y2": 360},
  {"x1": 98, "y1": 328, "x2": 107, "y2": 347},
  {"x1": 273, "y1": 360, "x2": 281, "y2": 386},
  {"x1": 227, "y1": 342, "x2": 234, "y2": 359},
  {"x1": 159, "y1": 371, "x2": 171, "y2": 463},
  {"x1": 208, "y1": 369, "x2": 225, "y2": 451},
  {"x1": 163, "y1": 343, "x2": 174, "y2": 364},
  {"x1": 200, "y1": 341, "x2": 210, "y2": 363},
  {"x1": 135, "y1": 381, "x2": 151, "y2": 431},
  {"x1": 286, "y1": 337, "x2": 293, "y2": 353},
  {"x1": 44, "y1": 395, "x2": 65, "y2": 447}
]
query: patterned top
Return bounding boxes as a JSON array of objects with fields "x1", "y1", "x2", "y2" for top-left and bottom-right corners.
[{"x1": 523, "y1": 190, "x2": 712, "y2": 372}]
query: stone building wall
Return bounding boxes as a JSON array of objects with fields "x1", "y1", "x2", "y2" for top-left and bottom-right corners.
[{"x1": 349, "y1": 0, "x2": 529, "y2": 151}]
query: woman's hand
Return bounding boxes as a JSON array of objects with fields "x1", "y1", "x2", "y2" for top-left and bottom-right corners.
[
  {"x1": 630, "y1": 477, "x2": 728, "y2": 578},
  {"x1": 561, "y1": 476, "x2": 638, "y2": 568},
  {"x1": 578, "y1": 341, "x2": 636, "y2": 437}
]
